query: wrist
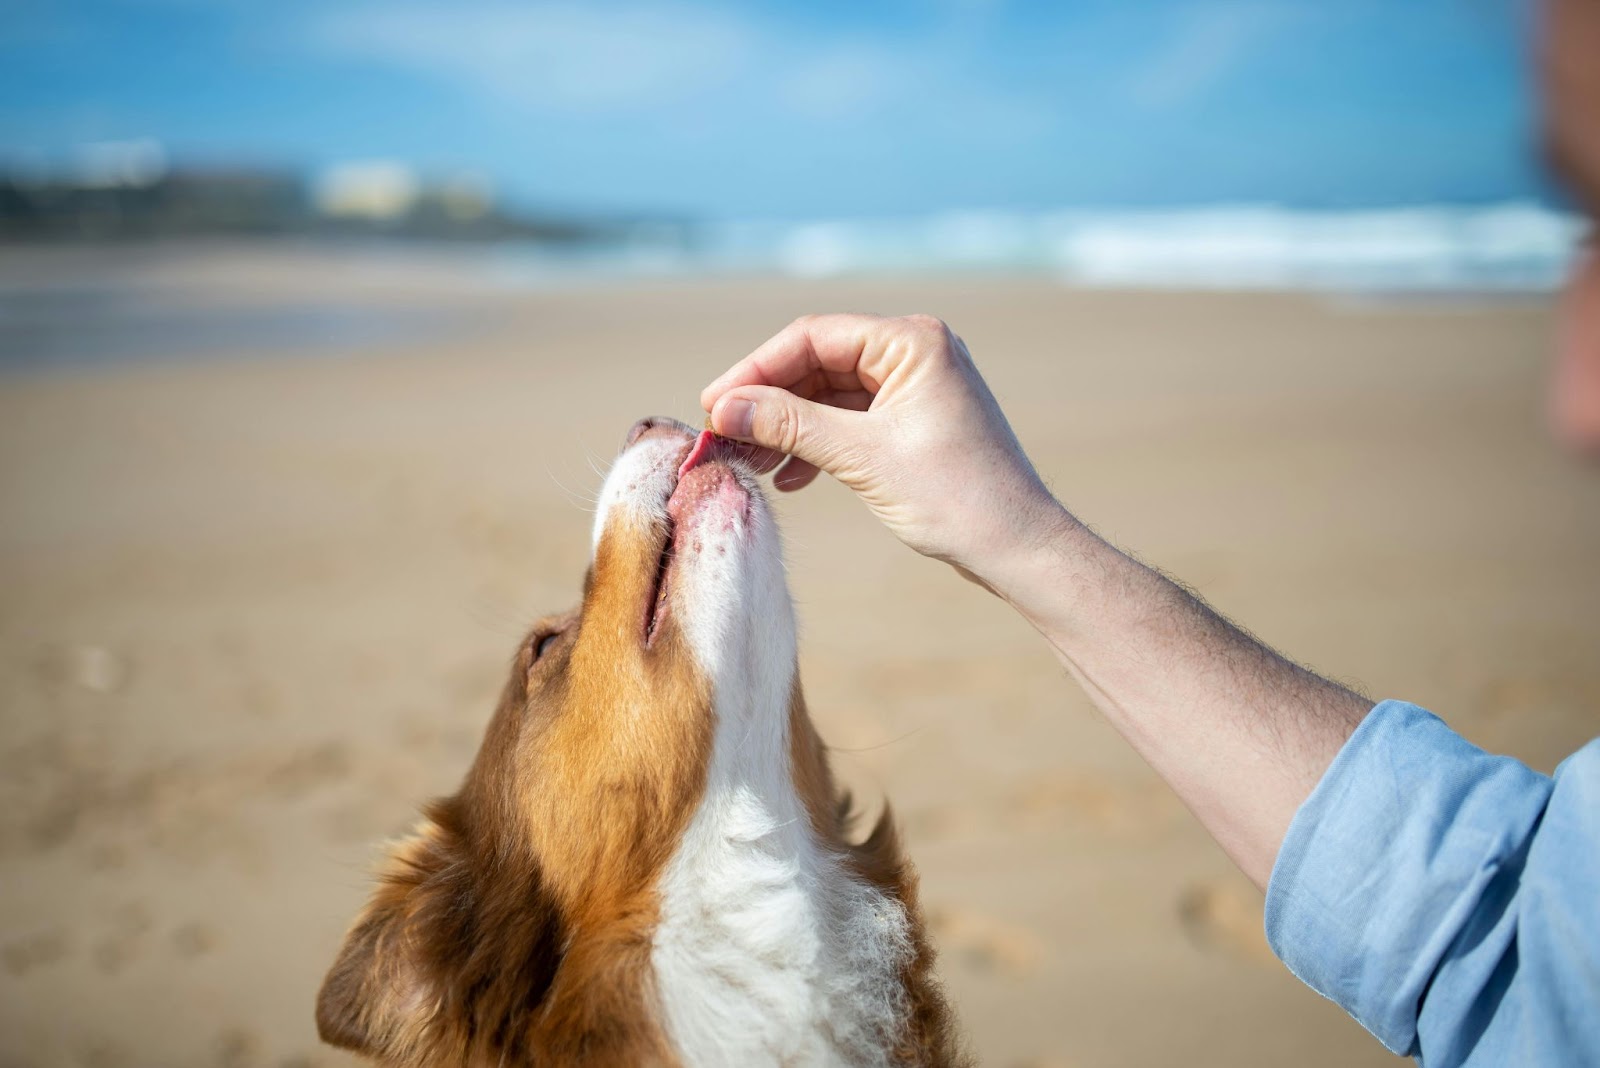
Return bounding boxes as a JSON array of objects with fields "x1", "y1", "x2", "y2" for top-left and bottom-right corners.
[
  {"x1": 984, "y1": 501, "x2": 1137, "y2": 653},
  {"x1": 964, "y1": 496, "x2": 1086, "y2": 606}
]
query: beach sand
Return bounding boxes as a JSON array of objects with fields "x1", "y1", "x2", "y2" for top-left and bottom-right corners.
[{"x1": 2, "y1": 245, "x2": 1597, "y2": 1067}]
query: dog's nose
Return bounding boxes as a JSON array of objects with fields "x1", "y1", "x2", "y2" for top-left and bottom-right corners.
[{"x1": 623, "y1": 416, "x2": 695, "y2": 451}]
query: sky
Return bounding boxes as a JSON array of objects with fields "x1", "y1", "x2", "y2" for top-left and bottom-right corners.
[{"x1": 0, "y1": 0, "x2": 1560, "y2": 220}]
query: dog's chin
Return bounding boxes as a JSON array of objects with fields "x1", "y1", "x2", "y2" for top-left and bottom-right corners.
[
  {"x1": 659, "y1": 459, "x2": 795, "y2": 680},
  {"x1": 591, "y1": 420, "x2": 794, "y2": 686}
]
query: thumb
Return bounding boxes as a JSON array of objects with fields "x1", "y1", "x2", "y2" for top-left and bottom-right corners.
[{"x1": 710, "y1": 386, "x2": 866, "y2": 479}]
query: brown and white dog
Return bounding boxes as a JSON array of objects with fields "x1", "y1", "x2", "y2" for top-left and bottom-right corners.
[{"x1": 316, "y1": 417, "x2": 964, "y2": 1066}]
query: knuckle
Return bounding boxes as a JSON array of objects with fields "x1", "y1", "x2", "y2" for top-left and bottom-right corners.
[
  {"x1": 902, "y1": 313, "x2": 949, "y2": 340},
  {"x1": 895, "y1": 315, "x2": 956, "y2": 365},
  {"x1": 764, "y1": 401, "x2": 802, "y2": 454}
]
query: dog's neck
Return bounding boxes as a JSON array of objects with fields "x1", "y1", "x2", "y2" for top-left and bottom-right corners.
[
  {"x1": 590, "y1": 454, "x2": 921, "y2": 1066},
  {"x1": 649, "y1": 639, "x2": 914, "y2": 1066}
]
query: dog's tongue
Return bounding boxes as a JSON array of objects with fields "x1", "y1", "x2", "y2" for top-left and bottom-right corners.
[{"x1": 677, "y1": 429, "x2": 718, "y2": 481}]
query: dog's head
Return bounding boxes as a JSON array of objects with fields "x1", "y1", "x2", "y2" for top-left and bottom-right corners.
[{"x1": 316, "y1": 417, "x2": 811, "y2": 1064}]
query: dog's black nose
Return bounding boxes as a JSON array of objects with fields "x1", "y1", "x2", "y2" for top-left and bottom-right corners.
[{"x1": 623, "y1": 416, "x2": 695, "y2": 451}]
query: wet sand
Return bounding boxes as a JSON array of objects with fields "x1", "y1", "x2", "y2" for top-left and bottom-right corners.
[{"x1": 2, "y1": 245, "x2": 1597, "y2": 1067}]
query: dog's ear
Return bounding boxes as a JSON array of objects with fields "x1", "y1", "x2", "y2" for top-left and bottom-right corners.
[
  {"x1": 316, "y1": 824, "x2": 452, "y2": 1058},
  {"x1": 316, "y1": 899, "x2": 421, "y2": 1055},
  {"x1": 317, "y1": 812, "x2": 567, "y2": 1063}
]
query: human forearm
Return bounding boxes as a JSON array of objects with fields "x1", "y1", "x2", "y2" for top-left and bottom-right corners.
[{"x1": 984, "y1": 503, "x2": 1370, "y2": 889}]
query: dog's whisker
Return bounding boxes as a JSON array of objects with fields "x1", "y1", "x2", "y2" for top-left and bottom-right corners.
[
  {"x1": 544, "y1": 465, "x2": 603, "y2": 511},
  {"x1": 578, "y1": 440, "x2": 614, "y2": 479}
]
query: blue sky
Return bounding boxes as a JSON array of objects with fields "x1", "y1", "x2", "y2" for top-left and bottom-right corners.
[{"x1": 0, "y1": 0, "x2": 1557, "y2": 219}]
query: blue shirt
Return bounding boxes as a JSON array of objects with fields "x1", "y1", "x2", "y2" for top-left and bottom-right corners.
[{"x1": 1266, "y1": 700, "x2": 1600, "y2": 1066}]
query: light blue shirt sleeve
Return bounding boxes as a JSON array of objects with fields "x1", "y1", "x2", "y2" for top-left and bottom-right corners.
[{"x1": 1265, "y1": 699, "x2": 1600, "y2": 1066}]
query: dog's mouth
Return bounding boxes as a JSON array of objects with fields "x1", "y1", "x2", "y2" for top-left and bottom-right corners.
[
  {"x1": 644, "y1": 514, "x2": 676, "y2": 644},
  {"x1": 643, "y1": 430, "x2": 750, "y2": 646}
]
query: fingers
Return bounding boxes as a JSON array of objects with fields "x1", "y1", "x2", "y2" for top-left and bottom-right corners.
[
  {"x1": 701, "y1": 313, "x2": 913, "y2": 413},
  {"x1": 702, "y1": 312, "x2": 950, "y2": 491},
  {"x1": 709, "y1": 384, "x2": 866, "y2": 480},
  {"x1": 719, "y1": 387, "x2": 869, "y2": 490}
]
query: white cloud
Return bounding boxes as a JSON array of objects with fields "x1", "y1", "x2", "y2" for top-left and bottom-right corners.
[
  {"x1": 778, "y1": 42, "x2": 905, "y2": 120},
  {"x1": 1125, "y1": 3, "x2": 1301, "y2": 110},
  {"x1": 309, "y1": 2, "x2": 757, "y2": 113},
  {"x1": 301, "y1": 0, "x2": 1054, "y2": 149}
]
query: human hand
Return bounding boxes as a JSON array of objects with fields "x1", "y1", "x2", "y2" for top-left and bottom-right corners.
[{"x1": 700, "y1": 313, "x2": 1067, "y2": 585}]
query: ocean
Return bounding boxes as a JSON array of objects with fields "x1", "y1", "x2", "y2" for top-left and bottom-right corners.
[
  {"x1": 485, "y1": 201, "x2": 1585, "y2": 294},
  {"x1": 0, "y1": 202, "x2": 1584, "y2": 370}
]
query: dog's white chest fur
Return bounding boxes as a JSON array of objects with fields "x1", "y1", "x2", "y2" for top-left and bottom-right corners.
[{"x1": 651, "y1": 772, "x2": 913, "y2": 1067}]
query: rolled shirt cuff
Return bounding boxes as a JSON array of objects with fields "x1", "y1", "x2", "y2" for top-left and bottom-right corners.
[{"x1": 1264, "y1": 699, "x2": 1552, "y2": 1055}]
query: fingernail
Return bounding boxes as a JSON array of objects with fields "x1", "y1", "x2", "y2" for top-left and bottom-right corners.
[{"x1": 719, "y1": 399, "x2": 756, "y2": 440}]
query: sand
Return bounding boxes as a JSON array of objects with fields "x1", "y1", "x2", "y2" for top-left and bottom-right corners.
[{"x1": 1, "y1": 244, "x2": 1597, "y2": 1068}]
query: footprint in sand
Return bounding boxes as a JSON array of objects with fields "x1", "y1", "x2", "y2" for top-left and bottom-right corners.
[
  {"x1": 2, "y1": 927, "x2": 70, "y2": 975},
  {"x1": 92, "y1": 902, "x2": 153, "y2": 974},
  {"x1": 216, "y1": 1027, "x2": 263, "y2": 1068},
  {"x1": 1175, "y1": 881, "x2": 1276, "y2": 966},
  {"x1": 80, "y1": 1038, "x2": 131, "y2": 1067},
  {"x1": 173, "y1": 921, "x2": 219, "y2": 958},
  {"x1": 29, "y1": 642, "x2": 130, "y2": 694},
  {"x1": 928, "y1": 906, "x2": 1042, "y2": 976},
  {"x1": 67, "y1": 644, "x2": 130, "y2": 694},
  {"x1": 261, "y1": 741, "x2": 351, "y2": 800}
]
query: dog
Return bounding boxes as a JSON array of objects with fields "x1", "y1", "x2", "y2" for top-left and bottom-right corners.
[{"x1": 316, "y1": 416, "x2": 964, "y2": 1066}]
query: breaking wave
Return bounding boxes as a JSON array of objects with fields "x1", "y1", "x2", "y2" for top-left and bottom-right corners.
[{"x1": 492, "y1": 201, "x2": 1586, "y2": 294}]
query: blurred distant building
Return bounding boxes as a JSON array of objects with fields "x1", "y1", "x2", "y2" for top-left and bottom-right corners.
[
  {"x1": 0, "y1": 166, "x2": 309, "y2": 240},
  {"x1": 313, "y1": 161, "x2": 422, "y2": 223},
  {"x1": 2, "y1": 140, "x2": 309, "y2": 241},
  {"x1": 1, "y1": 142, "x2": 687, "y2": 248}
]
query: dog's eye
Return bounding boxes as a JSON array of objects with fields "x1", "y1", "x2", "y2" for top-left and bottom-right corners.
[{"x1": 532, "y1": 632, "x2": 561, "y2": 661}]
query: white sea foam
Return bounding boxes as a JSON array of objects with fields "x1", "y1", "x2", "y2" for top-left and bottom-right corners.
[
  {"x1": 484, "y1": 201, "x2": 1586, "y2": 294},
  {"x1": 740, "y1": 203, "x2": 1586, "y2": 292},
  {"x1": 1044, "y1": 203, "x2": 1583, "y2": 291}
]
